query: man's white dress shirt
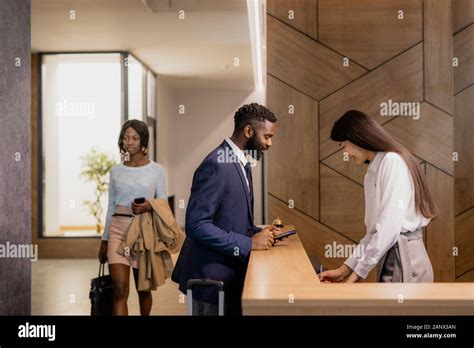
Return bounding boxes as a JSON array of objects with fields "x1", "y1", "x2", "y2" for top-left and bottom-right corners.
[{"x1": 225, "y1": 137, "x2": 251, "y2": 192}]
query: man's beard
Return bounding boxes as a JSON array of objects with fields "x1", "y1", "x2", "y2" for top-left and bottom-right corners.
[{"x1": 245, "y1": 134, "x2": 264, "y2": 161}]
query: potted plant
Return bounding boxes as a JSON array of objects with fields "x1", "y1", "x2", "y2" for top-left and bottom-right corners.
[{"x1": 80, "y1": 148, "x2": 117, "y2": 235}]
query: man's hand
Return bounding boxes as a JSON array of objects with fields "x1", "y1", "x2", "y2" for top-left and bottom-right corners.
[
  {"x1": 132, "y1": 200, "x2": 152, "y2": 214},
  {"x1": 251, "y1": 228, "x2": 276, "y2": 250},
  {"x1": 260, "y1": 225, "x2": 281, "y2": 238}
]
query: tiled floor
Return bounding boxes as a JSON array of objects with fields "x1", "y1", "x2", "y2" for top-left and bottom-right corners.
[{"x1": 31, "y1": 257, "x2": 186, "y2": 315}]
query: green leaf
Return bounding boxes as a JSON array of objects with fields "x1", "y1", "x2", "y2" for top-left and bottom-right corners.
[{"x1": 80, "y1": 147, "x2": 117, "y2": 233}]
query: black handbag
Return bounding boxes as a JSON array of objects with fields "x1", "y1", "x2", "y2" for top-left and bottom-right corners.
[
  {"x1": 171, "y1": 237, "x2": 192, "y2": 284},
  {"x1": 89, "y1": 263, "x2": 114, "y2": 316}
]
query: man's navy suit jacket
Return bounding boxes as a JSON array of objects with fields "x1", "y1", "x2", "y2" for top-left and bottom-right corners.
[{"x1": 178, "y1": 140, "x2": 261, "y2": 305}]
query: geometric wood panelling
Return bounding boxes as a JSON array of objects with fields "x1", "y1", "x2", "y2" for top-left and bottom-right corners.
[
  {"x1": 452, "y1": 1, "x2": 473, "y2": 282},
  {"x1": 268, "y1": 193, "x2": 352, "y2": 271},
  {"x1": 321, "y1": 151, "x2": 366, "y2": 185},
  {"x1": 267, "y1": 0, "x2": 318, "y2": 40},
  {"x1": 424, "y1": 0, "x2": 454, "y2": 115},
  {"x1": 269, "y1": 193, "x2": 380, "y2": 283},
  {"x1": 319, "y1": 0, "x2": 422, "y2": 70},
  {"x1": 267, "y1": 0, "x2": 457, "y2": 282},
  {"x1": 456, "y1": 269, "x2": 474, "y2": 282},
  {"x1": 319, "y1": 44, "x2": 424, "y2": 159},
  {"x1": 383, "y1": 102, "x2": 454, "y2": 176},
  {"x1": 425, "y1": 163, "x2": 455, "y2": 282},
  {"x1": 267, "y1": 15, "x2": 367, "y2": 101},
  {"x1": 320, "y1": 165, "x2": 366, "y2": 242},
  {"x1": 454, "y1": 208, "x2": 474, "y2": 278},
  {"x1": 454, "y1": 86, "x2": 474, "y2": 215},
  {"x1": 322, "y1": 151, "x2": 426, "y2": 186},
  {"x1": 452, "y1": 0, "x2": 474, "y2": 33},
  {"x1": 453, "y1": 24, "x2": 474, "y2": 95},
  {"x1": 267, "y1": 75, "x2": 319, "y2": 219}
]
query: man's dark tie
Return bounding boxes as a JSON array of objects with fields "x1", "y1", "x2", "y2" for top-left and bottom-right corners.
[{"x1": 244, "y1": 162, "x2": 254, "y2": 214}]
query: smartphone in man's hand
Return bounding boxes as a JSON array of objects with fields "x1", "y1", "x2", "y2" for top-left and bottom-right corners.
[{"x1": 273, "y1": 230, "x2": 296, "y2": 241}]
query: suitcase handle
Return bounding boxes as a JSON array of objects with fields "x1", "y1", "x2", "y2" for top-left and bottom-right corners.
[
  {"x1": 186, "y1": 279, "x2": 225, "y2": 316},
  {"x1": 187, "y1": 279, "x2": 224, "y2": 291}
]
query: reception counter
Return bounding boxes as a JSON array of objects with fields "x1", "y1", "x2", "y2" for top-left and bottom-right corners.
[{"x1": 242, "y1": 226, "x2": 474, "y2": 315}]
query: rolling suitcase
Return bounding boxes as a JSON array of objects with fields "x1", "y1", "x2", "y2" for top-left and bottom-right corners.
[{"x1": 186, "y1": 279, "x2": 225, "y2": 316}]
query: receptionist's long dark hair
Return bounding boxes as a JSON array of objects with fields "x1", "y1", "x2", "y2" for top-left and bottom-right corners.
[{"x1": 331, "y1": 110, "x2": 439, "y2": 219}]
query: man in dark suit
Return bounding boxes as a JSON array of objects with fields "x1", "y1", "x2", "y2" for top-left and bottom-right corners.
[{"x1": 179, "y1": 103, "x2": 280, "y2": 315}]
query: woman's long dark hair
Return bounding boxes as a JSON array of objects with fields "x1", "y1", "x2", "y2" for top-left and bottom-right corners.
[{"x1": 331, "y1": 110, "x2": 439, "y2": 219}]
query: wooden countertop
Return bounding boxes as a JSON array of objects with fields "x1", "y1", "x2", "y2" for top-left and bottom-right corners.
[{"x1": 242, "y1": 226, "x2": 474, "y2": 315}]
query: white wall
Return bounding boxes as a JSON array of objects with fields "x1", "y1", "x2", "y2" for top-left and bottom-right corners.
[
  {"x1": 156, "y1": 77, "x2": 176, "y2": 197},
  {"x1": 155, "y1": 80, "x2": 265, "y2": 227}
]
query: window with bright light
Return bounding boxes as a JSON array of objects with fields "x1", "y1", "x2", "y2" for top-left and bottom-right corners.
[{"x1": 41, "y1": 53, "x2": 122, "y2": 237}]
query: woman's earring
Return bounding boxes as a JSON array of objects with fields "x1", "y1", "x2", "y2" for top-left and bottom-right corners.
[{"x1": 142, "y1": 147, "x2": 148, "y2": 155}]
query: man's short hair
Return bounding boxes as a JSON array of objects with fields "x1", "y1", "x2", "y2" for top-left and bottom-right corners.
[{"x1": 234, "y1": 103, "x2": 277, "y2": 132}]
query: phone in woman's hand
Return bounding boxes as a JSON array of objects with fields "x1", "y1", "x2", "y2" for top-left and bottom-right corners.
[{"x1": 134, "y1": 197, "x2": 145, "y2": 204}]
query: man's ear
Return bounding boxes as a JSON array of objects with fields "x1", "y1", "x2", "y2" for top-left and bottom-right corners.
[{"x1": 243, "y1": 124, "x2": 253, "y2": 139}]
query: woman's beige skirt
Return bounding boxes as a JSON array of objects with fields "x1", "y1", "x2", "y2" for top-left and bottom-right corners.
[{"x1": 107, "y1": 214, "x2": 139, "y2": 268}]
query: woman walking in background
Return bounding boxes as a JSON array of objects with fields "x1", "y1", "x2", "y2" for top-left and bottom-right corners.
[
  {"x1": 320, "y1": 110, "x2": 437, "y2": 283},
  {"x1": 98, "y1": 119, "x2": 167, "y2": 315}
]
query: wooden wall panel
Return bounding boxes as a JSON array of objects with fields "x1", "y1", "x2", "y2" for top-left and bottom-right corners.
[
  {"x1": 268, "y1": 194, "x2": 377, "y2": 282},
  {"x1": 319, "y1": 0, "x2": 422, "y2": 69},
  {"x1": 323, "y1": 152, "x2": 425, "y2": 186},
  {"x1": 453, "y1": 24, "x2": 474, "y2": 94},
  {"x1": 383, "y1": 103, "x2": 454, "y2": 175},
  {"x1": 454, "y1": 86, "x2": 474, "y2": 215},
  {"x1": 424, "y1": 0, "x2": 454, "y2": 114},
  {"x1": 267, "y1": 0, "x2": 318, "y2": 39},
  {"x1": 319, "y1": 44, "x2": 423, "y2": 159},
  {"x1": 452, "y1": 1, "x2": 473, "y2": 282},
  {"x1": 426, "y1": 164, "x2": 455, "y2": 282},
  {"x1": 454, "y1": 208, "x2": 474, "y2": 278},
  {"x1": 456, "y1": 269, "x2": 474, "y2": 282},
  {"x1": 322, "y1": 151, "x2": 366, "y2": 185},
  {"x1": 320, "y1": 165, "x2": 365, "y2": 242},
  {"x1": 267, "y1": 15, "x2": 366, "y2": 101},
  {"x1": 452, "y1": 0, "x2": 474, "y2": 33},
  {"x1": 267, "y1": 75, "x2": 319, "y2": 219},
  {"x1": 267, "y1": 0, "x2": 458, "y2": 283},
  {"x1": 268, "y1": 194, "x2": 346, "y2": 270}
]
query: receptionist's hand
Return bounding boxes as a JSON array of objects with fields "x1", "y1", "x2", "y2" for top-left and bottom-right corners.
[
  {"x1": 345, "y1": 272, "x2": 361, "y2": 283},
  {"x1": 319, "y1": 264, "x2": 352, "y2": 283}
]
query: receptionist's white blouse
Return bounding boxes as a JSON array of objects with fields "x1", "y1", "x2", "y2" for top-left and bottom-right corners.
[{"x1": 344, "y1": 151, "x2": 431, "y2": 278}]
